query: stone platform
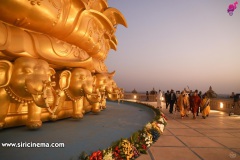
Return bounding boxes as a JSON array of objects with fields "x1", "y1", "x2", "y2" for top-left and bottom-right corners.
[{"x1": 137, "y1": 101, "x2": 240, "y2": 160}]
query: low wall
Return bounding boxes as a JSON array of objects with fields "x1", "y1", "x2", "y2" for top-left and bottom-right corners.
[
  {"x1": 210, "y1": 98, "x2": 240, "y2": 115},
  {"x1": 124, "y1": 93, "x2": 157, "y2": 102},
  {"x1": 124, "y1": 93, "x2": 240, "y2": 115}
]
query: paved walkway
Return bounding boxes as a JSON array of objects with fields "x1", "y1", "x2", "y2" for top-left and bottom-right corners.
[{"x1": 137, "y1": 102, "x2": 240, "y2": 160}]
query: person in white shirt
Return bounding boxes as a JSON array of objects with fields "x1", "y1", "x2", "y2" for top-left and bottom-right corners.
[{"x1": 157, "y1": 90, "x2": 162, "y2": 108}]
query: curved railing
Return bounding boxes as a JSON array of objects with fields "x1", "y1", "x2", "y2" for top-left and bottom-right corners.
[
  {"x1": 124, "y1": 92, "x2": 240, "y2": 115},
  {"x1": 79, "y1": 100, "x2": 168, "y2": 160}
]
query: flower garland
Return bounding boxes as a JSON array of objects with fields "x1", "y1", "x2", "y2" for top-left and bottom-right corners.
[{"x1": 79, "y1": 101, "x2": 167, "y2": 160}]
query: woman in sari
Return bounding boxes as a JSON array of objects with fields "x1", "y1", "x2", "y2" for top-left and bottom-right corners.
[
  {"x1": 200, "y1": 94, "x2": 210, "y2": 119},
  {"x1": 177, "y1": 91, "x2": 190, "y2": 118}
]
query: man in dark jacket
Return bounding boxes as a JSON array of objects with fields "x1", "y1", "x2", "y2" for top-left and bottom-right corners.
[
  {"x1": 165, "y1": 90, "x2": 170, "y2": 109},
  {"x1": 169, "y1": 89, "x2": 177, "y2": 114}
]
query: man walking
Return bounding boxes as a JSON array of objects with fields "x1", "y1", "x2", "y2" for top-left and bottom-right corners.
[
  {"x1": 169, "y1": 89, "x2": 177, "y2": 114},
  {"x1": 165, "y1": 90, "x2": 170, "y2": 109}
]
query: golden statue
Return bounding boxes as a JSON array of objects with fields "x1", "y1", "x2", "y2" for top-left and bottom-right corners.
[{"x1": 0, "y1": 0, "x2": 127, "y2": 129}]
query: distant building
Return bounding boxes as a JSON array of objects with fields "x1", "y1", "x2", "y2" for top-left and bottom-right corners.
[
  {"x1": 205, "y1": 86, "x2": 217, "y2": 98},
  {"x1": 150, "y1": 88, "x2": 157, "y2": 95},
  {"x1": 132, "y1": 88, "x2": 138, "y2": 94},
  {"x1": 230, "y1": 92, "x2": 235, "y2": 98}
]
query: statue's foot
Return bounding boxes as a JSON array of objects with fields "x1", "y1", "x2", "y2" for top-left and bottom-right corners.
[
  {"x1": 83, "y1": 106, "x2": 91, "y2": 114},
  {"x1": 92, "y1": 103, "x2": 101, "y2": 113},
  {"x1": 0, "y1": 122, "x2": 5, "y2": 129},
  {"x1": 92, "y1": 108, "x2": 101, "y2": 113},
  {"x1": 26, "y1": 120, "x2": 42, "y2": 129},
  {"x1": 82, "y1": 110, "x2": 86, "y2": 114},
  {"x1": 101, "y1": 105, "x2": 106, "y2": 110},
  {"x1": 49, "y1": 115, "x2": 58, "y2": 121},
  {"x1": 72, "y1": 113, "x2": 83, "y2": 119}
]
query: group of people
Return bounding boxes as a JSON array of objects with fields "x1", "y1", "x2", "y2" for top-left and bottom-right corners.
[{"x1": 157, "y1": 89, "x2": 211, "y2": 119}]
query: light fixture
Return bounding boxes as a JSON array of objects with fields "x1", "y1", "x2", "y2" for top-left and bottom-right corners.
[{"x1": 220, "y1": 102, "x2": 224, "y2": 108}]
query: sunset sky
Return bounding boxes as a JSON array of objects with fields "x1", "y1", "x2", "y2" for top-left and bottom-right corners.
[{"x1": 106, "y1": 0, "x2": 240, "y2": 94}]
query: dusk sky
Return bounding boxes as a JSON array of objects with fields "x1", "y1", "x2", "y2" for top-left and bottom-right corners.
[{"x1": 105, "y1": 0, "x2": 240, "y2": 94}]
